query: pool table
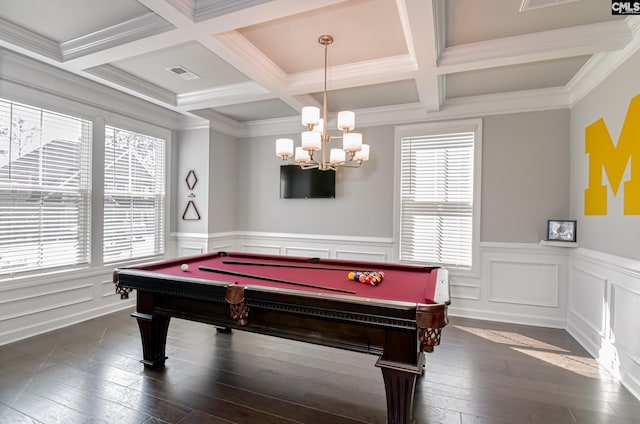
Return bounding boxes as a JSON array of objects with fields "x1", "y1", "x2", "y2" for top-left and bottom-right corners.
[{"x1": 113, "y1": 251, "x2": 450, "y2": 424}]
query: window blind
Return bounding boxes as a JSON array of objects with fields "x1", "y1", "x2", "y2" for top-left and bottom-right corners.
[
  {"x1": 104, "y1": 126, "x2": 165, "y2": 263},
  {"x1": 0, "y1": 98, "x2": 92, "y2": 275},
  {"x1": 399, "y1": 132, "x2": 474, "y2": 268}
]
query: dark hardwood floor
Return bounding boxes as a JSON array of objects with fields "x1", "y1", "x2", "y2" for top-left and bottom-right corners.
[{"x1": 1, "y1": 308, "x2": 639, "y2": 423}]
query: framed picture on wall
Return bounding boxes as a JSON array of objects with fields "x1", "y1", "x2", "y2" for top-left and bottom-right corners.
[{"x1": 546, "y1": 220, "x2": 577, "y2": 242}]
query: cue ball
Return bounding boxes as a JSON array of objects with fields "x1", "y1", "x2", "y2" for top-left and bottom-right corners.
[{"x1": 180, "y1": 264, "x2": 189, "y2": 272}]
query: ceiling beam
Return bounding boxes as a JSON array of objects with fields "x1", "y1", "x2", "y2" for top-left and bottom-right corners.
[{"x1": 399, "y1": 0, "x2": 443, "y2": 113}]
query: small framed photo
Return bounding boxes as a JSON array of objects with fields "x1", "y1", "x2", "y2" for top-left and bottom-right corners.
[{"x1": 547, "y1": 220, "x2": 577, "y2": 242}]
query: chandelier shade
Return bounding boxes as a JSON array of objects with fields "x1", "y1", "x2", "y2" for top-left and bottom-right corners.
[{"x1": 275, "y1": 34, "x2": 370, "y2": 171}]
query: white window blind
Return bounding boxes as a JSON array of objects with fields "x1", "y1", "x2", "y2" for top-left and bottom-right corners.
[
  {"x1": 104, "y1": 126, "x2": 165, "y2": 263},
  {"x1": 399, "y1": 132, "x2": 474, "y2": 268},
  {"x1": 0, "y1": 98, "x2": 92, "y2": 275}
]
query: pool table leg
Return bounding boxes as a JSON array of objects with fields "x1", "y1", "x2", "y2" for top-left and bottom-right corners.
[
  {"x1": 131, "y1": 311, "x2": 170, "y2": 368},
  {"x1": 376, "y1": 355, "x2": 424, "y2": 424}
]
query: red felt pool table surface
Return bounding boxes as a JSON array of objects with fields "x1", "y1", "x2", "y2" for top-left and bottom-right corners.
[
  {"x1": 114, "y1": 251, "x2": 450, "y2": 424},
  {"x1": 135, "y1": 251, "x2": 440, "y2": 305}
]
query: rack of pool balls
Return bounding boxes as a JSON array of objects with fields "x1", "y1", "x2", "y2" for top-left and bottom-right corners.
[{"x1": 347, "y1": 271, "x2": 385, "y2": 286}]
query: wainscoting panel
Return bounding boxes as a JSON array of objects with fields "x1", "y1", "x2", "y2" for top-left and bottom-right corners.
[
  {"x1": 239, "y1": 243, "x2": 282, "y2": 255},
  {"x1": 0, "y1": 268, "x2": 134, "y2": 346},
  {"x1": 488, "y1": 261, "x2": 559, "y2": 307},
  {"x1": 450, "y1": 283, "x2": 481, "y2": 300},
  {"x1": 335, "y1": 250, "x2": 387, "y2": 263},
  {"x1": 568, "y1": 266, "x2": 607, "y2": 338},
  {"x1": 285, "y1": 246, "x2": 331, "y2": 258},
  {"x1": 181, "y1": 246, "x2": 204, "y2": 256},
  {"x1": 566, "y1": 248, "x2": 640, "y2": 401},
  {"x1": 448, "y1": 242, "x2": 569, "y2": 328},
  {"x1": 611, "y1": 285, "x2": 640, "y2": 364}
]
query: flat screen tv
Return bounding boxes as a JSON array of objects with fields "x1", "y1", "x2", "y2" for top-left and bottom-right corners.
[{"x1": 280, "y1": 165, "x2": 335, "y2": 199}]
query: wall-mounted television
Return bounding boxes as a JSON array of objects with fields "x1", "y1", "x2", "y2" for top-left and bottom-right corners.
[{"x1": 280, "y1": 165, "x2": 335, "y2": 199}]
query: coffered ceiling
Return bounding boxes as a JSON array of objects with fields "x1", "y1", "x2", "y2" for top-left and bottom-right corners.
[{"x1": 0, "y1": 0, "x2": 637, "y2": 135}]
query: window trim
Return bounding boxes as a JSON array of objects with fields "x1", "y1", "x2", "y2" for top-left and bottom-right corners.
[{"x1": 393, "y1": 119, "x2": 482, "y2": 276}]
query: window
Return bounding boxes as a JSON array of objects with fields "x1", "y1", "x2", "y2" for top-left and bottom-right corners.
[
  {"x1": 104, "y1": 126, "x2": 165, "y2": 263},
  {"x1": 396, "y1": 120, "x2": 481, "y2": 269},
  {"x1": 0, "y1": 98, "x2": 92, "y2": 275}
]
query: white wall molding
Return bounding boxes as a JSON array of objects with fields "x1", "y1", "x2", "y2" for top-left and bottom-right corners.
[
  {"x1": 0, "y1": 268, "x2": 135, "y2": 346},
  {"x1": 567, "y1": 249, "x2": 640, "y2": 401},
  {"x1": 449, "y1": 242, "x2": 569, "y2": 328}
]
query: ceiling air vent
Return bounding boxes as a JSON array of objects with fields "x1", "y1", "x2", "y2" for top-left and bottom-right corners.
[
  {"x1": 166, "y1": 65, "x2": 200, "y2": 81},
  {"x1": 520, "y1": 0, "x2": 580, "y2": 12}
]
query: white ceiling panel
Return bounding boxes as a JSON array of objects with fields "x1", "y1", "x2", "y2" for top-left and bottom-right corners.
[
  {"x1": 310, "y1": 80, "x2": 420, "y2": 111},
  {"x1": 446, "y1": 0, "x2": 624, "y2": 46},
  {"x1": 237, "y1": 0, "x2": 407, "y2": 74},
  {"x1": 112, "y1": 41, "x2": 250, "y2": 94},
  {"x1": 446, "y1": 55, "x2": 592, "y2": 98},
  {"x1": 212, "y1": 98, "x2": 297, "y2": 122}
]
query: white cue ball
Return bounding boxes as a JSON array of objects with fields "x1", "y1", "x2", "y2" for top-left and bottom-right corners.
[{"x1": 180, "y1": 264, "x2": 189, "y2": 272}]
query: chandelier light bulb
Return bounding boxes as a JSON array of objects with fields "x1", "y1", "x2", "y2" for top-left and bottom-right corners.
[
  {"x1": 301, "y1": 106, "x2": 320, "y2": 127},
  {"x1": 337, "y1": 111, "x2": 355, "y2": 131},
  {"x1": 354, "y1": 144, "x2": 370, "y2": 161},
  {"x1": 295, "y1": 146, "x2": 311, "y2": 163},
  {"x1": 330, "y1": 148, "x2": 345, "y2": 164},
  {"x1": 342, "y1": 132, "x2": 362, "y2": 152},
  {"x1": 301, "y1": 131, "x2": 321, "y2": 151},
  {"x1": 275, "y1": 138, "x2": 294, "y2": 158}
]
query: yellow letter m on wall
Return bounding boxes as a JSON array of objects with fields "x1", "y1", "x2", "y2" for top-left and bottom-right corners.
[{"x1": 585, "y1": 94, "x2": 640, "y2": 215}]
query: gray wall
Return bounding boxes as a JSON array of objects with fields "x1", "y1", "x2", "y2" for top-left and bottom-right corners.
[
  {"x1": 235, "y1": 125, "x2": 395, "y2": 236},
  {"x1": 570, "y1": 49, "x2": 640, "y2": 261},
  {"x1": 176, "y1": 127, "x2": 210, "y2": 234},
  {"x1": 482, "y1": 110, "x2": 571, "y2": 242},
  {"x1": 208, "y1": 128, "x2": 237, "y2": 232},
  {"x1": 232, "y1": 111, "x2": 570, "y2": 242}
]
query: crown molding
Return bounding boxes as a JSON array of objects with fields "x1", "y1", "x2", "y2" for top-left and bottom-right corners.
[
  {"x1": 0, "y1": 17, "x2": 61, "y2": 61},
  {"x1": 85, "y1": 64, "x2": 176, "y2": 106},
  {"x1": 236, "y1": 87, "x2": 571, "y2": 138},
  {"x1": 440, "y1": 87, "x2": 570, "y2": 119},
  {"x1": 176, "y1": 81, "x2": 272, "y2": 110},
  {"x1": 567, "y1": 16, "x2": 640, "y2": 106},
  {"x1": 438, "y1": 20, "x2": 632, "y2": 74},
  {"x1": 60, "y1": 13, "x2": 174, "y2": 61},
  {"x1": 287, "y1": 55, "x2": 417, "y2": 94},
  {"x1": 241, "y1": 116, "x2": 299, "y2": 138}
]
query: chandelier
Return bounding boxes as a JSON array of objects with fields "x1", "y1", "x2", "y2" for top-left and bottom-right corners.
[{"x1": 275, "y1": 35, "x2": 370, "y2": 170}]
